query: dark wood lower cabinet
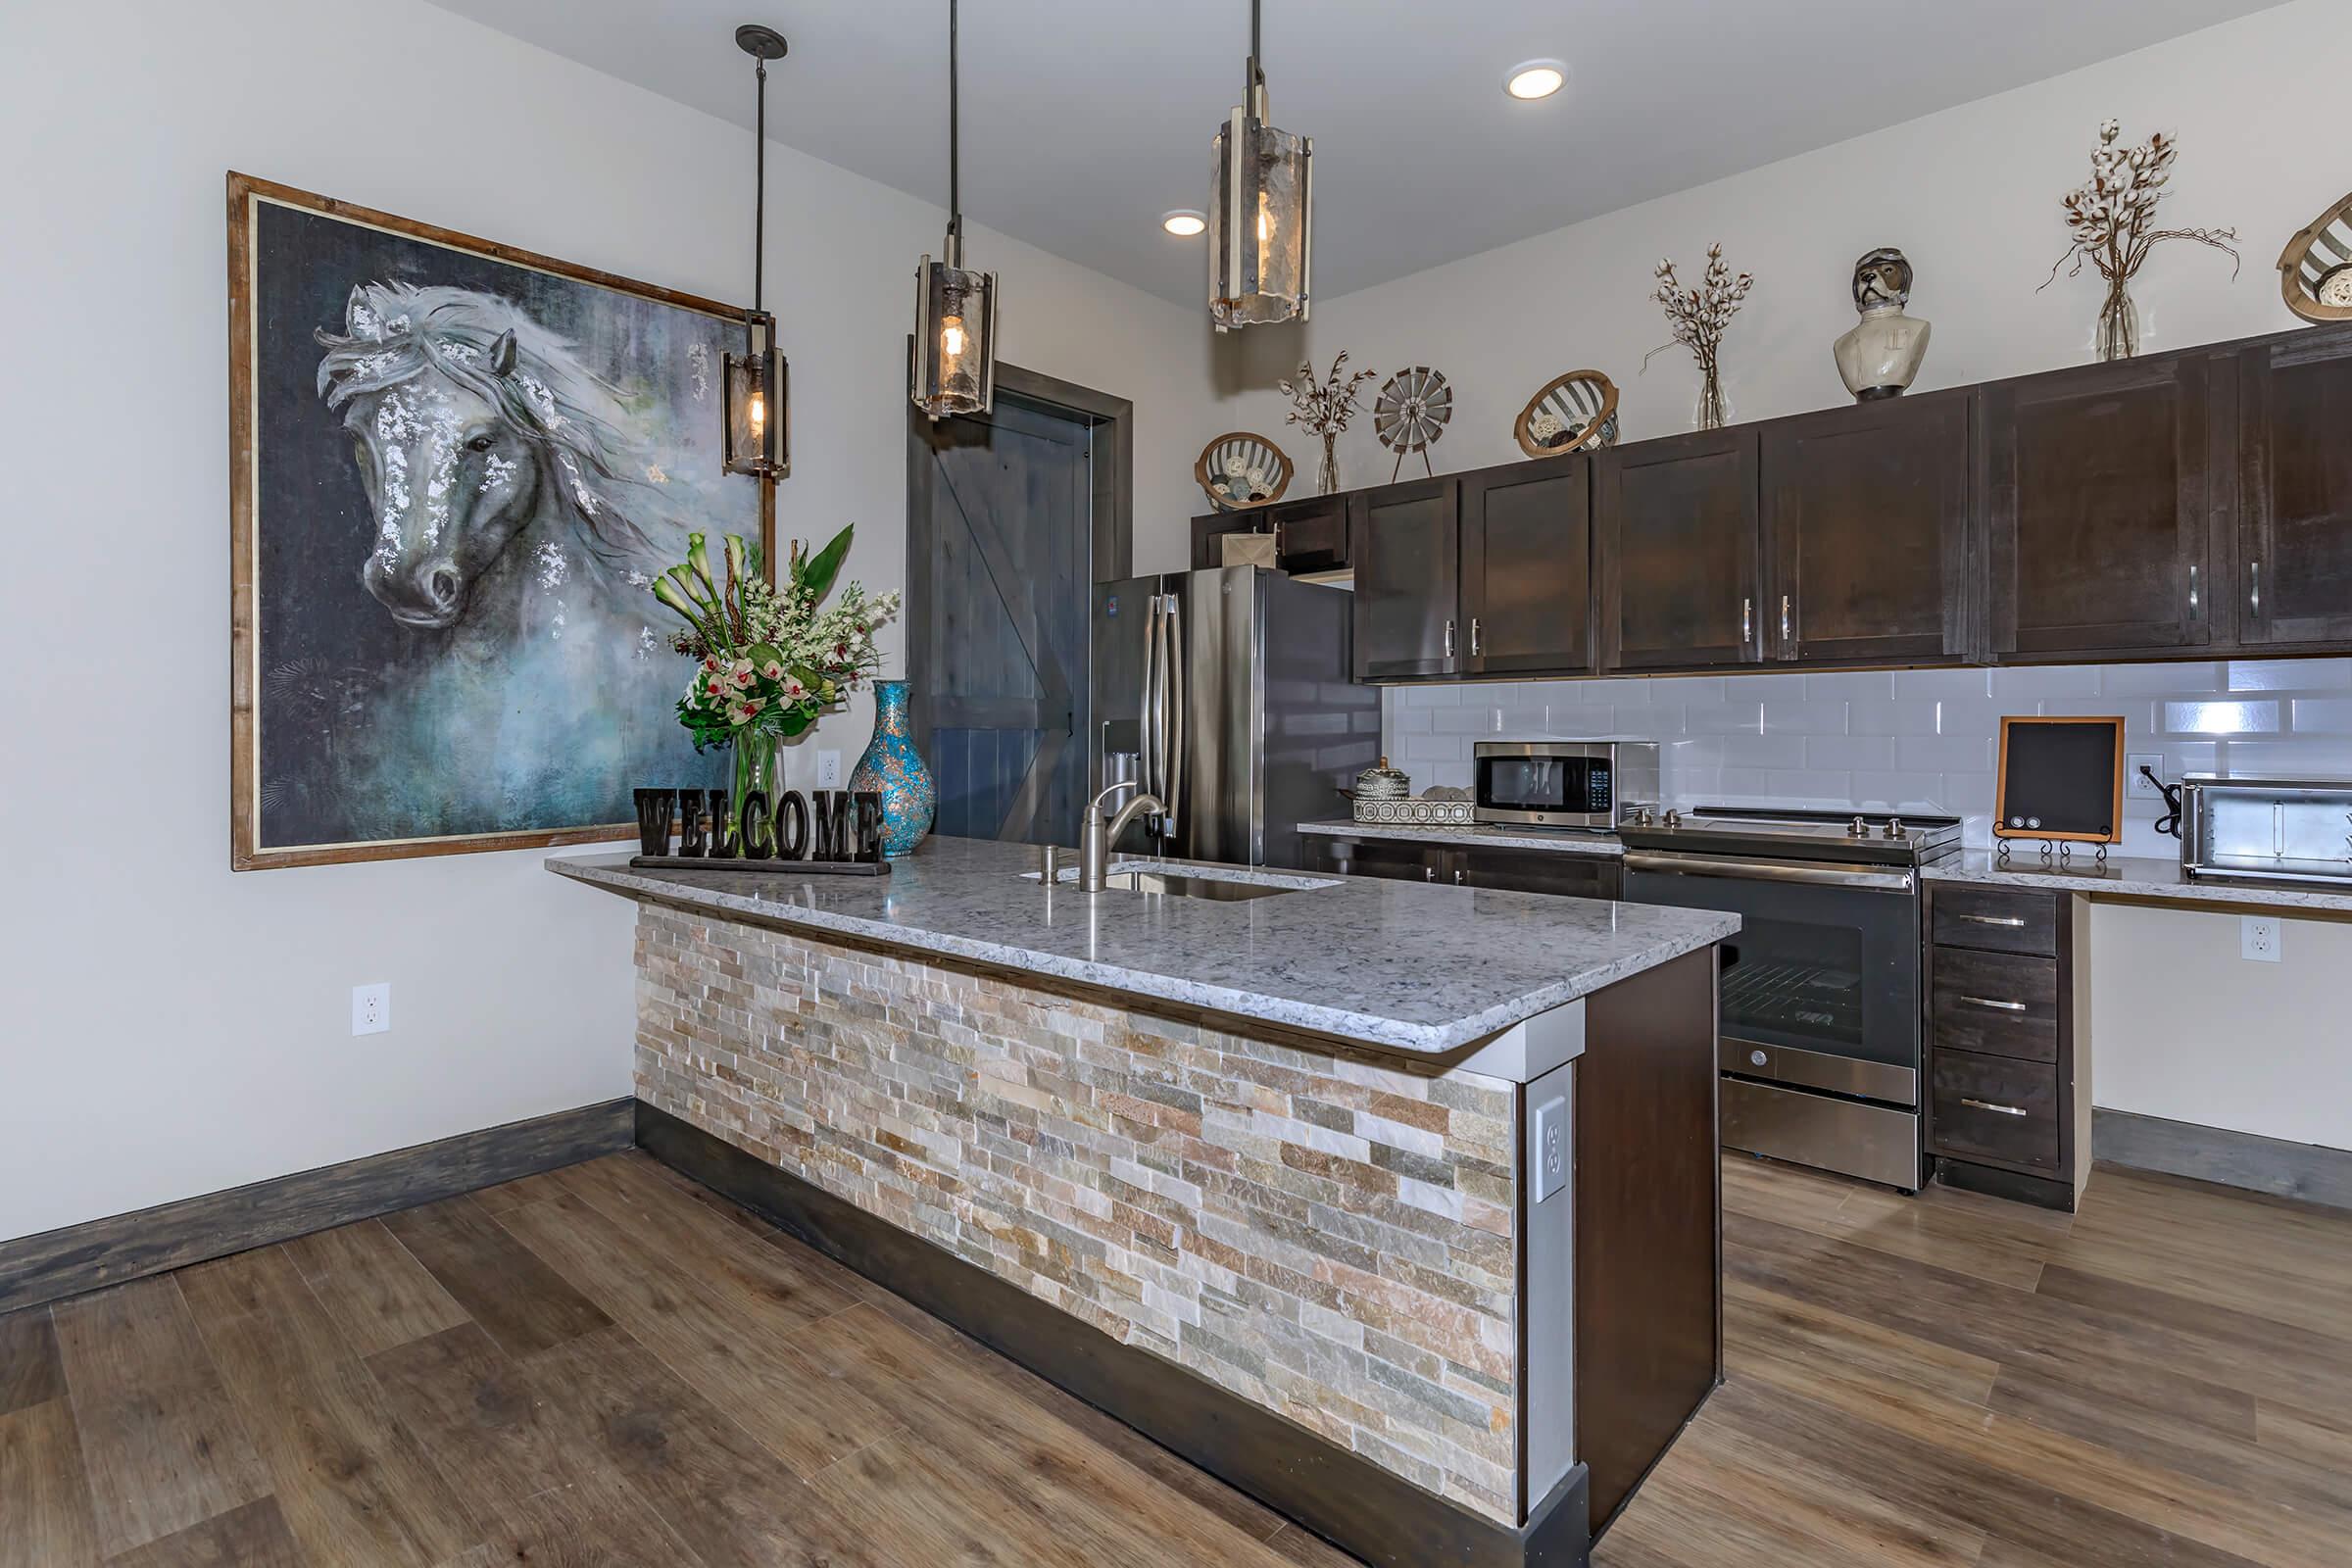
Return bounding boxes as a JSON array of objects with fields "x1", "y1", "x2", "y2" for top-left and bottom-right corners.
[
  {"x1": 1923, "y1": 883, "x2": 2092, "y2": 1210},
  {"x1": 1300, "y1": 836, "x2": 1623, "y2": 902}
]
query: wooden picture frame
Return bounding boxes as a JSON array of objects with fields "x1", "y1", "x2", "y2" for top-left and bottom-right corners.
[
  {"x1": 229, "y1": 172, "x2": 774, "y2": 870},
  {"x1": 1993, "y1": 716, "x2": 2127, "y2": 844}
]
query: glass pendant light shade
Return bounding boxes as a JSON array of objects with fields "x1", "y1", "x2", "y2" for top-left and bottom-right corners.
[
  {"x1": 912, "y1": 248, "x2": 998, "y2": 418},
  {"x1": 722, "y1": 311, "x2": 788, "y2": 475},
  {"x1": 910, "y1": 0, "x2": 999, "y2": 419},
  {"x1": 1208, "y1": 3, "x2": 1311, "y2": 331}
]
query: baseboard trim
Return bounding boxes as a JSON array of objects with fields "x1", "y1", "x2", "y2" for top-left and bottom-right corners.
[
  {"x1": 2092, "y1": 1109, "x2": 2352, "y2": 1211},
  {"x1": 0, "y1": 1098, "x2": 635, "y2": 1313},
  {"x1": 634, "y1": 1100, "x2": 1592, "y2": 1568}
]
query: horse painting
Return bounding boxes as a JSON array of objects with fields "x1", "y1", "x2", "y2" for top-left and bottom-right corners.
[{"x1": 233, "y1": 178, "x2": 752, "y2": 865}]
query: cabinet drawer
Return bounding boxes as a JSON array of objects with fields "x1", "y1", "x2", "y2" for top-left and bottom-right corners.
[
  {"x1": 1456, "y1": 849, "x2": 1623, "y2": 902},
  {"x1": 1931, "y1": 948, "x2": 2059, "y2": 1063},
  {"x1": 1933, "y1": 886, "x2": 2060, "y2": 956},
  {"x1": 1930, "y1": 1049, "x2": 2059, "y2": 1172},
  {"x1": 1307, "y1": 837, "x2": 1442, "y2": 884}
]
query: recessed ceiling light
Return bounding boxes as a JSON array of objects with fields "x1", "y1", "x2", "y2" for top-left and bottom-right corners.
[
  {"x1": 1504, "y1": 60, "x2": 1566, "y2": 101},
  {"x1": 1161, "y1": 210, "x2": 1207, "y2": 237}
]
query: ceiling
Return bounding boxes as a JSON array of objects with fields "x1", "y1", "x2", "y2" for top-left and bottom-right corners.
[{"x1": 426, "y1": 0, "x2": 2284, "y2": 308}]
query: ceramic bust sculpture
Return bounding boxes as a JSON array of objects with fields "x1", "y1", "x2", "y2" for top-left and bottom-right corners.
[{"x1": 1834, "y1": 248, "x2": 1932, "y2": 401}]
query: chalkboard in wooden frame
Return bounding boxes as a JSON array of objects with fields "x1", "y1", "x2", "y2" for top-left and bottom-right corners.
[{"x1": 1994, "y1": 716, "x2": 2126, "y2": 844}]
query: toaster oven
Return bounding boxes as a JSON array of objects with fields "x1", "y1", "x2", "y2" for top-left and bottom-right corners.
[{"x1": 2180, "y1": 773, "x2": 2352, "y2": 889}]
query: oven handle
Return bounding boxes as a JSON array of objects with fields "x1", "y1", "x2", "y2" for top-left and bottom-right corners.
[{"x1": 1622, "y1": 851, "x2": 1916, "y2": 893}]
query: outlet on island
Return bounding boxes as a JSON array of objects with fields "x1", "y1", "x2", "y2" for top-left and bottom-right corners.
[
  {"x1": 352, "y1": 982, "x2": 392, "y2": 1035},
  {"x1": 2241, "y1": 916, "x2": 2281, "y2": 963}
]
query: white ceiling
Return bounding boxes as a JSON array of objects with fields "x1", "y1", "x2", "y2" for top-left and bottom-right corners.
[{"x1": 427, "y1": 0, "x2": 2284, "y2": 308}]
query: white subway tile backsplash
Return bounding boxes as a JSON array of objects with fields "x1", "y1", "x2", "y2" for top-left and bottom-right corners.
[
  {"x1": 1760, "y1": 701, "x2": 1854, "y2": 736},
  {"x1": 2288, "y1": 698, "x2": 2352, "y2": 733},
  {"x1": 1895, "y1": 734, "x2": 1996, "y2": 772},
  {"x1": 1383, "y1": 660, "x2": 2352, "y2": 823},
  {"x1": 1805, "y1": 734, "x2": 1896, "y2": 771},
  {"x1": 2162, "y1": 700, "x2": 2280, "y2": 736},
  {"x1": 2226, "y1": 659, "x2": 2352, "y2": 692}
]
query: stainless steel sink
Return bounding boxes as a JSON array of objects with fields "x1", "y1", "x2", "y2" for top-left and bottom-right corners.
[{"x1": 1102, "y1": 869, "x2": 1303, "y2": 902}]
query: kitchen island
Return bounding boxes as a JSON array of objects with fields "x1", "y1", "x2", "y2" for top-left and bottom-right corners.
[{"x1": 553, "y1": 837, "x2": 1736, "y2": 1568}]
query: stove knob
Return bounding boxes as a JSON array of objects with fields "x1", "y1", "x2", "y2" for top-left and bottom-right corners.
[
  {"x1": 1850, "y1": 815, "x2": 1870, "y2": 837},
  {"x1": 1748, "y1": 1050, "x2": 1768, "y2": 1068},
  {"x1": 1885, "y1": 816, "x2": 1906, "y2": 839},
  {"x1": 1664, "y1": 808, "x2": 1684, "y2": 829},
  {"x1": 1634, "y1": 807, "x2": 1654, "y2": 828}
]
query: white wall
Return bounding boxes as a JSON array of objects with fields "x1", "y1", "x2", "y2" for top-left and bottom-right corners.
[
  {"x1": 0, "y1": 0, "x2": 1212, "y2": 1243},
  {"x1": 1206, "y1": 0, "x2": 2349, "y2": 483}
]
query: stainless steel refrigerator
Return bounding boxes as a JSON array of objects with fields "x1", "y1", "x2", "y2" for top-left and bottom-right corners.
[{"x1": 1091, "y1": 566, "x2": 1379, "y2": 869}]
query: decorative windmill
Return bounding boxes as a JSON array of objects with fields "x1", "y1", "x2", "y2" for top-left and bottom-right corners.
[{"x1": 1372, "y1": 367, "x2": 1452, "y2": 481}]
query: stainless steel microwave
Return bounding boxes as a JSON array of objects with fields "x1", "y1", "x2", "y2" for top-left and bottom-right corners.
[{"x1": 1474, "y1": 740, "x2": 1660, "y2": 829}]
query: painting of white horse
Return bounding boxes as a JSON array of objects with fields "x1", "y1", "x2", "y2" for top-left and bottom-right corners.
[{"x1": 230, "y1": 176, "x2": 759, "y2": 867}]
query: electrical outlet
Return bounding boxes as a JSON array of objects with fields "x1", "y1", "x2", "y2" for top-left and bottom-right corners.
[
  {"x1": 1532, "y1": 1095, "x2": 1567, "y2": 1202},
  {"x1": 2127, "y1": 754, "x2": 2166, "y2": 800},
  {"x1": 352, "y1": 982, "x2": 392, "y2": 1035},
  {"x1": 816, "y1": 750, "x2": 844, "y2": 788},
  {"x1": 2241, "y1": 917, "x2": 2281, "y2": 963}
]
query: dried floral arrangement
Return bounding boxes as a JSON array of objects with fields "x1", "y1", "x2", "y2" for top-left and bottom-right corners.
[
  {"x1": 1280, "y1": 352, "x2": 1378, "y2": 494},
  {"x1": 1646, "y1": 243, "x2": 1754, "y2": 430},
  {"x1": 2040, "y1": 119, "x2": 2237, "y2": 361}
]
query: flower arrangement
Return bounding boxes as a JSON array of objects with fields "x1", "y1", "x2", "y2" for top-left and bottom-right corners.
[
  {"x1": 648, "y1": 523, "x2": 900, "y2": 753},
  {"x1": 2041, "y1": 119, "x2": 2237, "y2": 362},
  {"x1": 1280, "y1": 352, "x2": 1378, "y2": 494},
  {"x1": 1647, "y1": 243, "x2": 1754, "y2": 431}
]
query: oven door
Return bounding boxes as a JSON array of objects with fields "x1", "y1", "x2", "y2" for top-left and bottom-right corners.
[{"x1": 1621, "y1": 852, "x2": 1921, "y2": 1108}]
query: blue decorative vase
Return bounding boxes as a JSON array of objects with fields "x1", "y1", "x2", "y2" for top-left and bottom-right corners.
[{"x1": 850, "y1": 679, "x2": 935, "y2": 858}]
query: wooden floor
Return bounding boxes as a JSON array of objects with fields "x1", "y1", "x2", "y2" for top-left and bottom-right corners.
[{"x1": 2, "y1": 1152, "x2": 2347, "y2": 1568}]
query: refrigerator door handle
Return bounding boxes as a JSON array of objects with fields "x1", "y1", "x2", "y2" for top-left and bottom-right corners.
[
  {"x1": 1141, "y1": 592, "x2": 1162, "y2": 809},
  {"x1": 1162, "y1": 592, "x2": 1185, "y2": 837}
]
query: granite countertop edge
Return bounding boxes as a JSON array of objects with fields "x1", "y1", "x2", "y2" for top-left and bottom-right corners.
[
  {"x1": 549, "y1": 854, "x2": 1737, "y2": 1055},
  {"x1": 1926, "y1": 852, "x2": 2352, "y2": 914}
]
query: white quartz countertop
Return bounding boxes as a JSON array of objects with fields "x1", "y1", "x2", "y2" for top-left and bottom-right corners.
[
  {"x1": 1927, "y1": 850, "x2": 2352, "y2": 914},
  {"x1": 551, "y1": 835, "x2": 1736, "y2": 1056},
  {"x1": 1298, "y1": 819, "x2": 1627, "y2": 857}
]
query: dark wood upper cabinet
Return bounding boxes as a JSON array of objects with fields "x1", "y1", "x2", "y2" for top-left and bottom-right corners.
[
  {"x1": 1981, "y1": 352, "x2": 2217, "y2": 660},
  {"x1": 1763, "y1": 391, "x2": 1972, "y2": 665},
  {"x1": 1460, "y1": 456, "x2": 1594, "y2": 676},
  {"x1": 1597, "y1": 429, "x2": 1763, "y2": 671},
  {"x1": 2235, "y1": 331, "x2": 2352, "y2": 648},
  {"x1": 1189, "y1": 492, "x2": 1351, "y2": 576},
  {"x1": 1351, "y1": 476, "x2": 1461, "y2": 680}
]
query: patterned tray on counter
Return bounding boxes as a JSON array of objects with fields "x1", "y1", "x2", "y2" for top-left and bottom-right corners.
[{"x1": 1352, "y1": 794, "x2": 1475, "y2": 826}]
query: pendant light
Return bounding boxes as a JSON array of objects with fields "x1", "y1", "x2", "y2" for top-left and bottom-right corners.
[
  {"x1": 722, "y1": 24, "x2": 790, "y2": 477},
  {"x1": 910, "y1": 0, "x2": 999, "y2": 419},
  {"x1": 1209, "y1": 0, "x2": 1312, "y2": 331}
]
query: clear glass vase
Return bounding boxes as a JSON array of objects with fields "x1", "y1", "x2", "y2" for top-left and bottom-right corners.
[
  {"x1": 1694, "y1": 363, "x2": 1730, "y2": 431},
  {"x1": 2096, "y1": 282, "x2": 2140, "y2": 363},
  {"x1": 730, "y1": 728, "x2": 780, "y2": 856},
  {"x1": 1315, "y1": 431, "x2": 1340, "y2": 496}
]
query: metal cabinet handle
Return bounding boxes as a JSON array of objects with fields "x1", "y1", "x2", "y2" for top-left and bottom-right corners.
[
  {"x1": 2251, "y1": 560, "x2": 2263, "y2": 618},
  {"x1": 1741, "y1": 597, "x2": 1752, "y2": 644},
  {"x1": 1469, "y1": 617, "x2": 1483, "y2": 658},
  {"x1": 1959, "y1": 996, "x2": 2028, "y2": 1014},
  {"x1": 1781, "y1": 594, "x2": 1792, "y2": 642},
  {"x1": 1444, "y1": 617, "x2": 1455, "y2": 659},
  {"x1": 1424, "y1": 865, "x2": 1436, "y2": 881},
  {"x1": 1453, "y1": 867, "x2": 1466, "y2": 885},
  {"x1": 2188, "y1": 563, "x2": 2199, "y2": 614},
  {"x1": 1960, "y1": 1098, "x2": 2028, "y2": 1117},
  {"x1": 1958, "y1": 913, "x2": 2026, "y2": 928}
]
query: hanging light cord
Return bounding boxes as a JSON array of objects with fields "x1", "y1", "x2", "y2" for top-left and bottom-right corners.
[
  {"x1": 1249, "y1": 0, "x2": 1264, "y2": 99},
  {"x1": 753, "y1": 52, "x2": 767, "y2": 316},
  {"x1": 947, "y1": 0, "x2": 963, "y2": 262}
]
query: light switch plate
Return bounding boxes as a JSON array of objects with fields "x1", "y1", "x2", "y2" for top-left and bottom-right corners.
[
  {"x1": 1532, "y1": 1095, "x2": 1567, "y2": 1202},
  {"x1": 2127, "y1": 754, "x2": 2165, "y2": 799}
]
